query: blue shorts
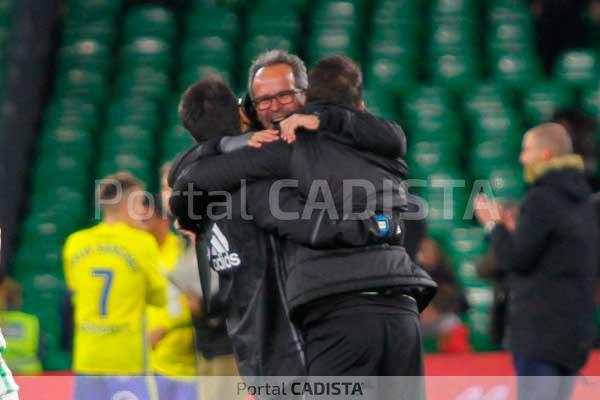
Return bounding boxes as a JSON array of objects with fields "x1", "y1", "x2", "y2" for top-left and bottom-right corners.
[
  {"x1": 74, "y1": 376, "x2": 154, "y2": 400},
  {"x1": 154, "y1": 374, "x2": 197, "y2": 400}
]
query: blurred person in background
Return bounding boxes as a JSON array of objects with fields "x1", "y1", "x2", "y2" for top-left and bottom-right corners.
[
  {"x1": 0, "y1": 275, "x2": 43, "y2": 375},
  {"x1": 417, "y1": 237, "x2": 467, "y2": 314},
  {"x1": 0, "y1": 229, "x2": 20, "y2": 399},
  {"x1": 477, "y1": 200, "x2": 520, "y2": 348},
  {"x1": 552, "y1": 108, "x2": 599, "y2": 190},
  {"x1": 63, "y1": 172, "x2": 166, "y2": 400},
  {"x1": 141, "y1": 193, "x2": 198, "y2": 400},
  {"x1": 420, "y1": 292, "x2": 471, "y2": 354},
  {"x1": 476, "y1": 123, "x2": 597, "y2": 400}
]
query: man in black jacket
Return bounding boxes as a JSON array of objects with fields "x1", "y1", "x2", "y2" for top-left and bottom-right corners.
[
  {"x1": 476, "y1": 123, "x2": 598, "y2": 400},
  {"x1": 171, "y1": 56, "x2": 436, "y2": 384}
]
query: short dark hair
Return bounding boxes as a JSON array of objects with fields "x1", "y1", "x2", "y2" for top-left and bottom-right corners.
[
  {"x1": 306, "y1": 55, "x2": 363, "y2": 108},
  {"x1": 178, "y1": 76, "x2": 240, "y2": 143}
]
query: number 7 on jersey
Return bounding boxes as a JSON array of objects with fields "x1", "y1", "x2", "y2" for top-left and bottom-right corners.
[{"x1": 92, "y1": 269, "x2": 114, "y2": 317}]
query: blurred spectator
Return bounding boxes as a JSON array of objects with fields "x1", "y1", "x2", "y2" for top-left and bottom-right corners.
[
  {"x1": 141, "y1": 193, "x2": 198, "y2": 400},
  {"x1": 477, "y1": 200, "x2": 520, "y2": 348},
  {"x1": 0, "y1": 277, "x2": 43, "y2": 374},
  {"x1": 417, "y1": 237, "x2": 467, "y2": 314},
  {"x1": 421, "y1": 292, "x2": 471, "y2": 353},
  {"x1": 528, "y1": 0, "x2": 586, "y2": 73},
  {"x1": 476, "y1": 123, "x2": 596, "y2": 400},
  {"x1": 552, "y1": 108, "x2": 599, "y2": 189}
]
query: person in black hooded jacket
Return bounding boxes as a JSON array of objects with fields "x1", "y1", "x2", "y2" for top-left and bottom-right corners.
[
  {"x1": 476, "y1": 123, "x2": 598, "y2": 400},
  {"x1": 170, "y1": 56, "x2": 436, "y2": 383}
]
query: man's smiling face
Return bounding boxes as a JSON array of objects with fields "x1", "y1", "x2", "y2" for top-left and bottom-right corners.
[{"x1": 251, "y1": 63, "x2": 306, "y2": 129}]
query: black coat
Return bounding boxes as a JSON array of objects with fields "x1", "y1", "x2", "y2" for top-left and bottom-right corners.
[
  {"x1": 490, "y1": 167, "x2": 598, "y2": 370},
  {"x1": 171, "y1": 104, "x2": 437, "y2": 318}
]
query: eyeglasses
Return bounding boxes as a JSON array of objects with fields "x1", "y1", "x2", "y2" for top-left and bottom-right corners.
[{"x1": 252, "y1": 88, "x2": 304, "y2": 111}]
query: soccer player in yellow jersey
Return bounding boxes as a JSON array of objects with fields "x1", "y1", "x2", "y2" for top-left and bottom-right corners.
[
  {"x1": 63, "y1": 173, "x2": 166, "y2": 400},
  {"x1": 141, "y1": 193, "x2": 198, "y2": 400}
]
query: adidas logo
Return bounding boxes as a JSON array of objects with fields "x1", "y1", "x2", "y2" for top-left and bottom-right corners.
[{"x1": 209, "y1": 224, "x2": 241, "y2": 272}]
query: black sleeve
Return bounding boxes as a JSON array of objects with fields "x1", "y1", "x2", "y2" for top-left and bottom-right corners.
[
  {"x1": 246, "y1": 181, "x2": 403, "y2": 248},
  {"x1": 167, "y1": 137, "x2": 222, "y2": 188},
  {"x1": 489, "y1": 189, "x2": 556, "y2": 274},
  {"x1": 169, "y1": 141, "x2": 291, "y2": 232},
  {"x1": 176, "y1": 140, "x2": 291, "y2": 193},
  {"x1": 302, "y1": 104, "x2": 407, "y2": 158}
]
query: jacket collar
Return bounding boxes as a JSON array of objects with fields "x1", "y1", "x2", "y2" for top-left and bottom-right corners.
[{"x1": 525, "y1": 154, "x2": 584, "y2": 184}]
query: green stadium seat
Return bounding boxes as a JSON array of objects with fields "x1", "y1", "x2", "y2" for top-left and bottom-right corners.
[
  {"x1": 180, "y1": 65, "x2": 233, "y2": 91},
  {"x1": 246, "y1": 7, "x2": 301, "y2": 38},
  {"x1": 492, "y1": 51, "x2": 541, "y2": 89},
  {"x1": 181, "y1": 36, "x2": 234, "y2": 68},
  {"x1": 431, "y1": 0, "x2": 477, "y2": 20},
  {"x1": 32, "y1": 152, "x2": 91, "y2": 187},
  {"x1": 464, "y1": 287, "x2": 496, "y2": 351},
  {"x1": 365, "y1": 58, "x2": 417, "y2": 95},
  {"x1": 448, "y1": 227, "x2": 487, "y2": 257},
  {"x1": 581, "y1": 82, "x2": 600, "y2": 117},
  {"x1": 55, "y1": 68, "x2": 109, "y2": 104},
  {"x1": 368, "y1": 30, "x2": 418, "y2": 60},
  {"x1": 62, "y1": 15, "x2": 117, "y2": 45},
  {"x1": 469, "y1": 139, "x2": 520, "y2": 178},
  {"x1": 119, "y1": 37, "x2": 174, "y2": 71},
  {"x1": 243, "y1": 35, "x2": 296, "y2": 73},
  {"x1": 408, "y1": 140, "x2": 461, "y2": 178},
  {"x1": 58, "y1": 39, "x2": 113, "y2": 74},
  {"x1": 488, "y1": 21, "x2": 534, "y2": 55},
  {"x1": 186, "y1": 8, "x2": 239, "y2": 40},
  {"x1": 523, "y1": 81, "x2": 574, "y2": 125},
  {"x1": 429, "y1": 23, "x2": 476, "y2": 54},
  {"x1": 313, "y1": 0, "x2": 358, "y2": 29},
  {"x1": 106, "y1": 98, "x2": 161, "y2": 132},
  {"x1": 161, "y1": 124, "x2": 196, "y2": 164},
  {"x1": 37, "y1": 125, "x2": 94, "y2": 156},
  {"x1": 115, "y1": 67, "x2": 170, "y2": 101},
  {"x1": 430, "y1": 52, "x2": 481, "y2": 91},
  {"x1": 487, "y1": 165, "x2": 525, "y2": 199},
  {"x1": 123, "y1": 5, "x2": 176, "y2": 41},
  {"x1": 97, "y1": 155, "x2": 152, "y2": 184},
  {"x1": 44, "y1": 97, "x2": 101, "y2": 132},
  {"x1": 373, "y1": 0, "x2": 420, "y2": 27},
  {"x1": 488, "y1": 0, "x2": 531, "y2": 25},
  {"x1": 307, "y1": 28, "x2": 358, "y2": 64},
  {"x1": 67, "y1": 0, "x2": 122, "y2": 19},
  {"x1": 554, "y1": 49, "x2": 600, "y2": 88},
  {"x1": 463, "y1": 83, "x2": 513, "y2": 120}
]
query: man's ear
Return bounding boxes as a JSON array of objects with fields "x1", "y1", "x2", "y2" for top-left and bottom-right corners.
[
  {"x1": 239, "y1": 108, "x2": 251, "y2": 132},
  {"x1": 357, "y1": 100, "x2": 366, "y2": 111},
  {"x1": 541, "y1": 148, "x2": 554, "y2": 161}
]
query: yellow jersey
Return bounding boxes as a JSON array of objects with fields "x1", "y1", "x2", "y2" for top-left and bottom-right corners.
[
  {"x1": 63, "y1": 222, "x2": 166, "y2": 375},
  {"x1": 148, "y1": 232, "x2": 197, "y2": 377}
]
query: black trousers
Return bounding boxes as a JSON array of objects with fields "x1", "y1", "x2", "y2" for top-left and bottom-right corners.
[{"x1": 301, "y1": 293, "x2": 425, "y2": 400}]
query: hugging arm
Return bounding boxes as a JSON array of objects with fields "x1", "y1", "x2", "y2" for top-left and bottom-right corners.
[{"x1": 303, "y1": 104, "x2": 407, "y2": 158}]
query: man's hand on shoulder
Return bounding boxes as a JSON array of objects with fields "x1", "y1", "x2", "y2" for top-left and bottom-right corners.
[{"x1": 280, "y1": 114, "x2": 320, "y2": 144}]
